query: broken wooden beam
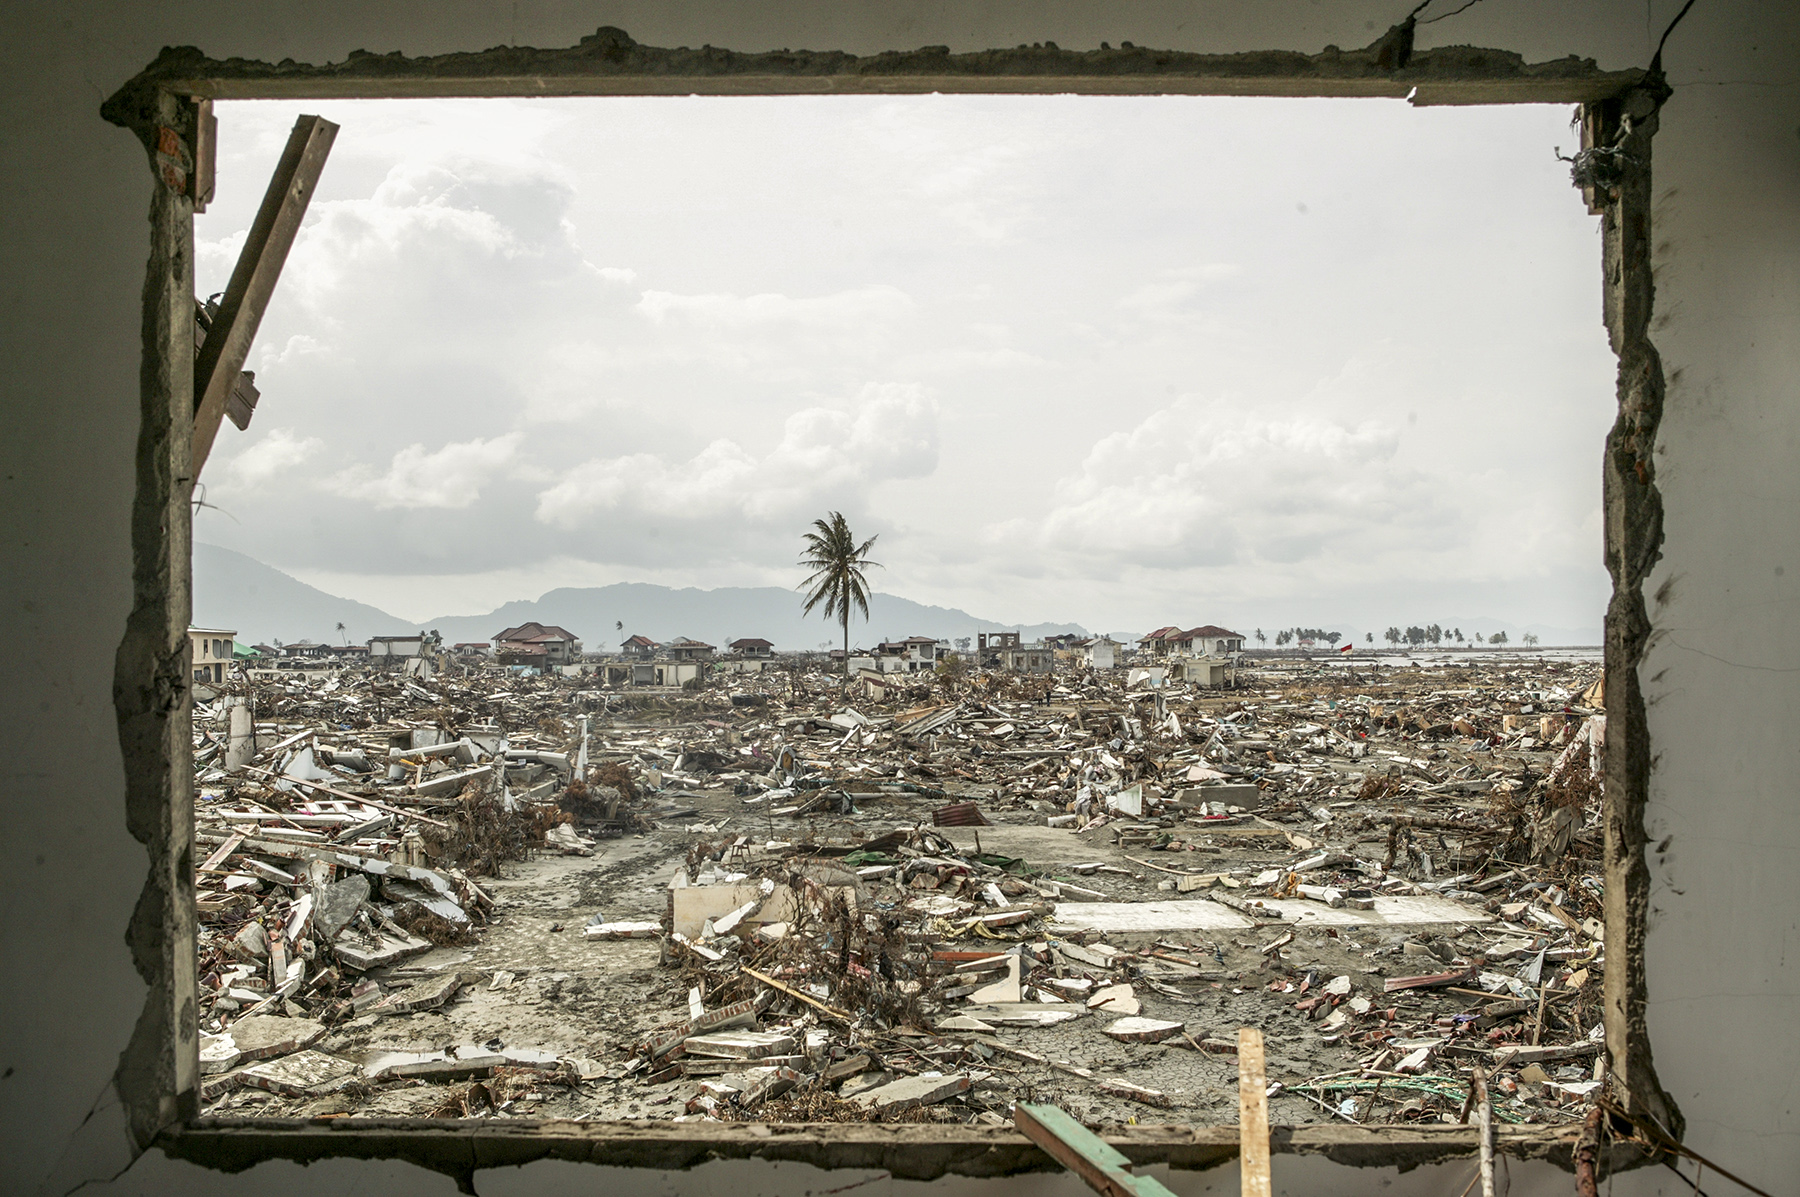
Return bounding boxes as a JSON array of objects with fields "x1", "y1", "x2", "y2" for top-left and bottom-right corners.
[
  {"x1": 1237, "y1": 1028, "x2": 1271, "y2": 1197},
  {"x1": 191, "y1": 113, "x2": 336, "y2": 476},
  {"x1": 1014, "y1": 1103, "x2": 1181, "y2": 1197},
  {"x1": 741, "y1": 966, "x2": 853, "y2": 1021}
]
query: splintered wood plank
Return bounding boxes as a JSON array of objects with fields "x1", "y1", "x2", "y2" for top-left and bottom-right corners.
[
  {"x1": 199, "y1": 832, "x2": 245, "y2": 873},
  {"x1": 192, "y1": 114, "x2": 336, "y2": 475},
  {"x1": 1014, "y1": 1103, "x2": 1180, "y2": 1197},
  {"x1": 1237, "y1": 1028, "x2": 1271, "y2": 1197}
]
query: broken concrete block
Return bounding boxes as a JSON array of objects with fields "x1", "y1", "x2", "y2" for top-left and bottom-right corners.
[
  {"x1": 837, "y1": 1070, "x2": 893, "y2": 1099},
  {"x1": 583, "y1": 919, "x2": 661, "y2": 939},
  {"x1": 1102, "y1": 1017, "x2": 1186, "y2": 1044},
  {"x1": 311, "y1": 874, "x2": 370, "y2": 944},
  {"x1": 367, "y1": 972, "x2": 464, "y2": 1016},
  {"x1": 1086, "y1": 984, "x2": 1139, "y2": 1015},
  {"x1": 1176, "y1": 783, "x2": 1262, "y2": 810},
  {"x1": 1095, "y1": 1078, "x2": 1173, "y2": 1108},
  {"x1": 199, "y1": 1033, "x2": 242, "y2": 1075},
  {"x1": 849, "y1": 1072, "x2": 970, "y2": 1110},
  {"x1": 225, "y1": 1014, "x2": 326, "y2": 1061},
  {"x1": 967, "y1": 956, "x2": 1022, "y2": 1004},
  {"x1": 683, "y1": 1031, "x2": 797, "y2": 1060},
  {"x1": 245, "y1": 859, "x2": 298, "y2": 886},
  {"x1": 332, "y1": 927, "x2": 432, "y2": 972},
  {"x1": 237, "y1": 1049, "x2": 359, "y2": 1097},
  {"x1": 739, "y1": 1065, "x2": 803, "y2": 1108},
  {"x1": 670, "y1": 884, "x2": 797, "y2": 938},
  {"x1": 822, "y1": 1053, "x2": 873, "y2": 1083},
  {"x1": 960, "y1": 1003, "x2": 1084, "y2": 1027},
  {"x1": 231, "y1": 921, "x2": 269, "y2": 960}
]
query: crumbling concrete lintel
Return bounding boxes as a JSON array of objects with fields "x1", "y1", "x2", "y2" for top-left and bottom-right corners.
[
  {"x1": 159, "y1": 1118, "x2": 1650, "y2": 1189},
  {"x1": 100, "y1": 28, "x2": 1643, "y2": 135}
]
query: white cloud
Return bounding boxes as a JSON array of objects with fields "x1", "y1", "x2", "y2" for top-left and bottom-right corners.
[
  {"x1": 327, "y1": 434, "x2": 522, "y2": 510},
  {"x1": 637, "y1": 285, "x2": 912, "y2": 334},
  {"x1": 191, "y1": 96, "x2": 1612, "y2": 633},
  {"x1": 1116, "y1": 265, "x2": 1242, "y2": 323},
  {"x1": 1003, "y1": 396, "x2": 1446, "y2": 570},
  {"x1": 220, "y1": 427, "x2": 323, "y2": 490},
  {"x1": 535, "y1": 384, "x2": 937, "y2": 528}
]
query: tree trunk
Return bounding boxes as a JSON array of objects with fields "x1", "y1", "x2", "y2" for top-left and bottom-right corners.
[{"x1": 842, "y1": 609, "x2": 850, "y2": 677}]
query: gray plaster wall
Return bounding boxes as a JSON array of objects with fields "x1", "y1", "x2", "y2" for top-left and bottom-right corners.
[{"x1": 2, "y1": 3, "x2": 1793, "y2": 1195}]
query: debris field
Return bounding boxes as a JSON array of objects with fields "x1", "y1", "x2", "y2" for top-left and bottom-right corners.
[{"x1": 190, "y1": 652, "x2": 1610, "y2": 1130}]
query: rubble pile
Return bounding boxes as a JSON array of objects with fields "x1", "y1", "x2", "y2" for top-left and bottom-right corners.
[{"x1": 191, "y1": 652, "x2": 1612, "y2": 1129}]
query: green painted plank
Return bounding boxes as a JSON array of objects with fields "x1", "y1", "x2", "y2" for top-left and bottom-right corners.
[{"x1": 1015, "y1": 1103, "x2": 1181, "y2": 1197}]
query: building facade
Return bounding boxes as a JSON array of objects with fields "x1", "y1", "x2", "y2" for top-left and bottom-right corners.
[{"x1": 187, "y1": 627, "x2": 235, "y2": 684}]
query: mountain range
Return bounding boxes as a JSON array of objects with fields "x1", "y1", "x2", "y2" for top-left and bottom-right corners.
[
  {"x1": 194, "y1": 543, "x2": 1598, "y2": 652},
  {"x1": 193, "y1": 543, "x2": 1095, "y2": 650}
]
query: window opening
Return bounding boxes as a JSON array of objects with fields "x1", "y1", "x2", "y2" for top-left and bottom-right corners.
[
  {"x1": 99, "y1": 27, "x2": 1678, "y2": 1185},
  {"x1": 183, "y1": 90, "x2": 1619, "y2": 1134}
]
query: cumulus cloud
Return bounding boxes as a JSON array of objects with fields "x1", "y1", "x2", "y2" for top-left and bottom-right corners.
[
  {"x1": 219, "y1": 427, "x2": 323, "y2": 490},
  {"x1": 327, "y1": 434, "x2": 522, "y2": 510},
  {"x1": 638, "y1": 285, "x2": 911, "y2": 330},
  {"x1": 630, "y1": 286, "x2": 916, "y2": 371},
  {"x1": 190, "y1": 96, "x2": 1611, "y2": 632},
  {"x1": 535, "y1": 384, "x2": 938, "y2": 528},
  {"x1": 1116, "y1": 265, "x2": 1242, "y2": 323},
  {"x1": 1006, "y1": 396, "x2": 1449, "y2": 570}
]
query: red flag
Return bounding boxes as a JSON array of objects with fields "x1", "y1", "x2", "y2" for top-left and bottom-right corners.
[{"x1": 1339, "y1": 643, "x2": 1354, "y2": 653}]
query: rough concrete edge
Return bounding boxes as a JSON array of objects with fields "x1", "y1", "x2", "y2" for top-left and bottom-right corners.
[
  {"x1": 1595, "y1": 78, "x2": 1685, "y2": 1145},
  {"x1": 99, "y1": 25, "x2": 1642, "y2": 108},
  {"x1": 156, "y1": 1119, "x2": 1642, "y2": 1187},
  {"x1": 108, "y1": 87, "x2": 200, "y2": 1157}
]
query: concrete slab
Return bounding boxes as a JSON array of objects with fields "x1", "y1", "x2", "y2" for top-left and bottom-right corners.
[
  {"x1": 237, "y1": 1049, "x2": 359, "y2": 1097},
  {"x1": 1047, "y1": 893, "x2": 1490, "y2": 935},
  {"x1": 1255, "y1": 894, "x2": 1492, "y2": 927},
  {"x1": 849, "y1": 1072, "x2": 970, "y2": 1110},
  {"x1": 1047, "y1": 899, "x2": 1253, "y2": 934},
  {"x1": 671, "y1": 884, "x2": 799, "y2": 938},
  {"x1": 938, "y1": 825, "x2": 1122, "y2": 863},
  {"x1": 224, "y1": 1014, "x2": 325, "y2": 1060}
]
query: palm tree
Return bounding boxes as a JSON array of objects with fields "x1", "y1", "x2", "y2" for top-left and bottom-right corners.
[{"x1": 798, "y1": 511, "x2": 881, "y2": 675}]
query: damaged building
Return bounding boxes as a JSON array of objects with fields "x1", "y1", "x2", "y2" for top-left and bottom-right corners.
[{"x1": 7, "y1": 5, "x2": 1797, "y2": 1197}]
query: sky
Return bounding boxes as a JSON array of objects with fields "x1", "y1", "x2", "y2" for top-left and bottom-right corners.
[{"x1": 193, "y1": 94, "x2": 1616, "y2": 637}]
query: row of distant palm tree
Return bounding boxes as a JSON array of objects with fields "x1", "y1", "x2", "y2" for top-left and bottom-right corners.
[{"x1": 1246, "y1": 624, "x2": 1538, "y2": 650}]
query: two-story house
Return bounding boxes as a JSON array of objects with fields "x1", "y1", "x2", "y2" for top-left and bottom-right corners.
[
  {"x1": 1079, "y1": 636, "x2": 1121, "y2": 670},
  {"x1": 188, "y1": 627, "x2": 236, "y2": 684},
  {"x1": 876, "y1": 636, "x2": 941, "y2": 672},
  {"x1": 1136, "y1": 626, "x2": 1182, "y2": 658},
  {"x1": 663, "y1": 638, "x2": 715, "y2": 662},
  {"x1": 492, "y1": 622, "x2": 582, "y2": 666}
]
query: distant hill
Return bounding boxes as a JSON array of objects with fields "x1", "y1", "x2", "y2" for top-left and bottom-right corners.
[
  {"x1": 420, "y1": 583, "x2": 1088, "y2": 652},
  {"x1": 194, "y1": 544, "x2": 1088, "y2": 650},
  {"x1": 193, "y1": 543, "x2": 421, "y2": 646}
]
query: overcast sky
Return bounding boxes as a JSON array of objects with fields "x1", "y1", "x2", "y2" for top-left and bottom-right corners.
[{"x1": 194, "y1": 95, "x2": 1615, "y2": 636}]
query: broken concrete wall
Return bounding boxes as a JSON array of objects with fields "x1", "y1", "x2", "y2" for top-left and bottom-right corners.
[{"x1": 2, "y1": 2, "x2": 1795, "y2": 1195}]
